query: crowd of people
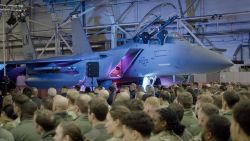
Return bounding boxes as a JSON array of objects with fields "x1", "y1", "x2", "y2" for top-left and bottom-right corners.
[{"x1": 0, "y1": 82, "x2": 250, "y2": 141}]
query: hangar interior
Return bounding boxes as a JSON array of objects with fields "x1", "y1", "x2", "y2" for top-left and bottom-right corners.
[{"x1": 0, "y1": 0, "x2": 250, "y2": 84}]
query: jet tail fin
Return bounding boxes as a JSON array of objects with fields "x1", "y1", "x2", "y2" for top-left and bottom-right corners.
[{"x1": 72, "y1": 17, "x2": 93, "y2": 55}]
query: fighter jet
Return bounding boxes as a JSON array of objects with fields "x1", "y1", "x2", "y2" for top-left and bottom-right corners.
[{"x1": 2, "y1": 13, "x2": 233, "y2": 89}]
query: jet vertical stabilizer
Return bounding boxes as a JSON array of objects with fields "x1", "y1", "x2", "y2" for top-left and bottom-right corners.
[{"x1": 71, "y1": 17, "x2": 93, "y2": 55}]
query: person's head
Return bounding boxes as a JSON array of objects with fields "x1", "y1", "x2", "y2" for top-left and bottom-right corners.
[
  {"x1": 150, "y1": 107, "x2": 184, "y2": 135},
  {"x1": 135, "y1": 91, "x2": 145, "y2": 100},
  {"x1": 1, "y1": 104, "x2": 17, "y2": 120},
  {"x1": 20, "y1": 101, "x2": 37, "y2": 120},
  {"x1": 231, "y1": 100, "x2": 250, "y2": 141},
  {"x1": 41, "y1": 97, "x2": 53, "y2": 111},
  {"x1": 195, "y1": 94, "x2": 213, "y2": 117},
  {"x1": 88, "y1": 97, "x2": 109, "y2": 124},
  {"x1": 48, "y1": 87, "x2": 57, "y2": 98},
  {"x1": 85, "y1": 86, "x2": 91, "y2": 93},
  {"x1": 54, "y1": 122, "x2": 83, "y2": 141},
  {"x1": 75, "y1": 94, "x2": 92, "y2": 114},
  {"x1": 127, "y1": 99, "x2": 144, "y2": 111},
  {"x1": 74, "y1": 85, "x2": 81, "y2": 92},
  {"x1": 115, "y1": 92, "x2": 130, "y2": 102},
  {"x1": 105, "y1": 106, "x2": 130, "y2": 135},
  {"x1": 34, "y1": 109, "x2": 56, "y2": 135},
  {"x1": 212, "y1": 95, "x2": 222, "y2": 109},
  {"x1": 145, "y1": 85, "x2": 155, "y2": 95},
  {"x1": 237, "y1": 90, "x2": 250, "y2": 100},
  {"x1": 98, "y1": 89, "x2": 109, "y2": 100},
  {"x1": 198, "y1": 103, "x2": 219, "y2": 128},
  {"x1": 177, "y1": 92, "x2": 193, "y2": 108},
  {"x1": 202, "y1": 115, "x2": 230, "y2": 141},
  {"x1": 108, "y1": 85, "x2": 116, "y2": 94},
  {"x1": 143, "y1": 97, "x2": 160, "y2": 114},
  {"x1": 121, "y1": 111, "x2": 154, "y2": 141},
  {"x1": 2, "y1": 95, "x2": 13, "y2": 108},
  {"x1": 12, "y1": 94, "x2": 29, "y2": 117},
  {"x1": 129, "y1": 83, "x2": 137, "y2": 91},
  {"x1": 168, "y1": 103, "x2": 184, "y2": 121},
  {"x1": 23, "y1": 87, "x2": 33, "y2": 98},
  {"x1": 53, "y1": 95, "x2": 69, "y2": 112},
  {"x1": 222, "y1": 91, "x2": 240, "y2": 110},
  {"x1": 66, "y1": 89, "x2": 79, "y2": 105}
]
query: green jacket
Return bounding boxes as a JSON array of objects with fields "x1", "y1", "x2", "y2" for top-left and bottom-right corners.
[
  {"x1": 40, "y1": 130, "x2": 55, "y2": 141},
  {"x1": 74, "y1": 114, "x2": 92, "y2": 135},
  {"x1": 181, "y1": 108, "x2": 200, "y2": 136},
  {"x1": 0, "y1": 127, "x2": 14, "y2": 141},
  {"x1": 54, "y1": 112, "x2": 73, "y2": 126},
  {"x1": 11, "y1": 119, "x2": 41, "y2": 141},
  {"x1": 85, "y1": 123, "x2": 111, "y2": 141}
]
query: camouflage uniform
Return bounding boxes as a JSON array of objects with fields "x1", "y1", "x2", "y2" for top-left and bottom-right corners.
[
  {"x1": 181, "y1": 108, "x2": 200, "y2": 136},
  {"x1": 150, "y1": 130, "x2": 183, "y2": 141},
  {"x1": 40, "y1": 130, "x2": 55, "y2": 141},
  {"x1": 85, "y1": 123, "x2": 111, "y2": 141},
  {"x1": 73, "y1": 114, "x2": 92, "y2": 135}
]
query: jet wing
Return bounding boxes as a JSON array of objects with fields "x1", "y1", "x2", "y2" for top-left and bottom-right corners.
[{"x1": 4, "y1": 57, "x2": 82, "y2": 65}]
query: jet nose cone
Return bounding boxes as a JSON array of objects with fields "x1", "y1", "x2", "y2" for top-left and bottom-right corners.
[{"x1": 207, "y1": 53, "x2": 234, "y2": 71}]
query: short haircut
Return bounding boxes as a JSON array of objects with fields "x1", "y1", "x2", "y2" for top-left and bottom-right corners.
[
  {"x1": 201, "y1": 103, "x2": 219, "y2": 117},
  {"x1": 41, "y1": 97, "x2": 53, "y2": 111},
  {"x1": 35, "y1": 110, "x2": 56, "y2": 131},
  {"x1": 20, "y1": 101, "x2": 37, "y2": 119},
  {"x1": 168, "y1": 103, "x2": 184, "y2": 121},
  {"x1": 223, "y1": 91, "x2": 240, "y2": 109},
  {"x1": 121, "y1": 111, "x2": 153, "y2": 138},
  {"x1": 237, "y1": 90, "x2": 250, "y2": 100},
  {"x1": 110, "y1": 105, "x2": 130, "y2": 121},
  {"x1": 177, "y1": 92, "x2": 193, "y2": 108},
  {"x1": 127, "y1": 99, "x2": 144, "y2": 111},
  {"x1": 197, "y1": 94, "x2": 213, "y2": 104},
  {"x1": 60, "y1": 122, "x2": 83, "y2": 141},
  {"x1": 2, "y1": 104, "x2": 17, "y2": 120},
  {"x1": 12, "y1": 94, "x2": 29, "y2": 107},
  {"x1": 67, "y1": 89, "x2": 79, "y2": 104},
  {"x1": 157, "y1": 107, "x2": 185, "y2": 136},
  {"x1": 159, "y1": 90, "x2": 170, "y2": 102},
  {"x1": 233, "y1": 100, "x2": 250, "y2": 136},
  {"x1": 89, "y1": 97, "x2": 108, "y2": 121},
  {"x1": 75, "y1": 95, "x2": 91, "y2": 114},
  {"x1": 206, "y1": 115, "x2": 230, "y2": 141},
  {"x1": 212, "y1": 95, "x2": 222, "y2": 109},
  {"x1": 23, "y1": 87, "x2": 33, "y2": 98},
  {"x1": 144, "y1": 97, "x2": 160, "y2": 107}
]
